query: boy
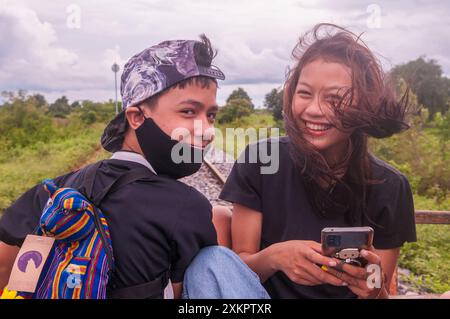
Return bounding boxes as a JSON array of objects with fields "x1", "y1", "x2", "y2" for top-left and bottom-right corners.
[{"x1": 0, "y1": 35, "x2": 225, "y2": 299}]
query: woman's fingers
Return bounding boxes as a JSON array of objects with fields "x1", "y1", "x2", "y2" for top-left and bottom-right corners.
[
  {"x1": 346, "y1": 283, "x2": 374, "y2": 299},
  {"x1": 303, "y1": 263, "x2": 346, "y2": 286},
  {"x1": 323, "y1": 266, "x2": 358, "y2": 286},
  {"x1": 326, "y1": 266, "x2": 378, "y2": 298},
  {"x1": 338, "y1": 249, "x2": 381, "y2": 280},
  {"x1": 289, "y1": 270, "x2": 321, "y2": 286},
  {"x1": 305, "y1": 250, "x2": 338, "y2": 268},
  {"x1": 319, "y1": 265, "x2": 349, "y2": 286},
  {"x1": 340, "y1": 262, "x2": 367, "y2": 280},
  {"x1": 306, "y1": 241, "x2": 323, "y2": 253},
  {"x1": 360, "y1": 249, "x2": 381, "y2": 265}
]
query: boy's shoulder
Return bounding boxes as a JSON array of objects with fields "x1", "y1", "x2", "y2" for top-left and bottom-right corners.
[{"x1": 92, "y1": 159, "x2": 212, "y2": 215}]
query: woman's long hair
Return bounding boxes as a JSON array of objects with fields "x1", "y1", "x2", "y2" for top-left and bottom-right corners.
[{"x1": 283, "y1": 24, "x2": 411, "y2": 224}]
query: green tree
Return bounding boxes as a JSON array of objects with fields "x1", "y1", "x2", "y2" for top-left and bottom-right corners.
[
  {"x1": 226, "y1": 87, "x2": 254, "y2": 109},
  {"x1": 217, "y1": 98, "x2": 253, "y2": 124},
  {"x1": 49, "y1": 96, "x2": 71, "y2": 118},
  {"x1": 264, "y1": 88, "x2": 283, "y2": 121},
  {"x1": 27, "y1": 94, "x2": 47, "y2": 108},
  {"x1": 391, "y1": 57, "x2": 449, "y2": 118},
  {"x1": 70, "y1": 100, "x2": 81, "y2": 110}
]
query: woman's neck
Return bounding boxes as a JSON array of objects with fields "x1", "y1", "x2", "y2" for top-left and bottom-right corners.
[
  {"x1": 321, "y1": 139, "x2": 351, "y2": 168},
  {"x1": 315, "y1": 140, "x2": 351, "y2": 189}
]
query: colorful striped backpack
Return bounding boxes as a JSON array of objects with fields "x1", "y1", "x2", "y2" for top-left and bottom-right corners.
[{"x1": 1, "y1": 161, "x2": 161, "y2": 299}]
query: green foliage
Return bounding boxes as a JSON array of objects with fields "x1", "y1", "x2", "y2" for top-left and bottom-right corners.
[
  {"x1": 391, "y1": 57, "x2": 449, "y2": 117},
  {"x1": 217, "y1": 98, "x2": 253, "y2": 124},
  {"x1": 264, "y1": 88, "x2": 284, "y2": 121},
  {"x1": 370, "y1": 112, "x2": 450, "y2": 205},
  {"x1": 0, "y1": 96, "x2": 56, "y2": 152},
  {"x1": 0, "y1": 124, "x2": 108, "y2": 211},
  {"x1": 215, "y1": 111, "x2": 282, "y2": 159},
  {"x1": 398, "y1": 196, "x2": 450, "y2": 294},
  {"x1": 226, "y1": 87, "x2": 254, "y2": 109},
  {"x1": 0, "y1": 92, "x2": 114, "y2": 212},
  {"x1": 48, "y1": 96, "x2": 71, "y2": 118},
  {"x1": 72, "y1": 100, "x2": 116, "y2": 125}
]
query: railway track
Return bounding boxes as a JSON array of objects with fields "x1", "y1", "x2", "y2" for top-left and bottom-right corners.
[{"x1": 179, "y1": 147, "x2": 233, "y2": 207}]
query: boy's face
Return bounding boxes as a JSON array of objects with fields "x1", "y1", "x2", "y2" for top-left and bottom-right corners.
[{"x1": 133, "y1": 82, "x2": 218, "y2": 149}]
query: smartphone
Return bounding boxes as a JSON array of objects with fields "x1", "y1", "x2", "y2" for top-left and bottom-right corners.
[{"x1": 321, "y1": 227, "x2": 374, "y2": 267}]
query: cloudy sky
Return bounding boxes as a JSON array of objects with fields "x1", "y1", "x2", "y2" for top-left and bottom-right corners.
[{"x1": 0, "y1": 0, "x2": 449, "y2": 107}]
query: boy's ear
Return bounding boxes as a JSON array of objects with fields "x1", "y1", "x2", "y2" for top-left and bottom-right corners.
[{"x1": 125, "y1": 107, "x2": 145, "y2": 130}]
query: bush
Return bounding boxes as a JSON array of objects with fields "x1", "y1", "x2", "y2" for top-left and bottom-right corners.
[
  {"x1": 0, "y1": 92, "x2": 115, "y2": 213},
  {"x1": 217, "y1": 99, "x2": 253, "y2": 124}
]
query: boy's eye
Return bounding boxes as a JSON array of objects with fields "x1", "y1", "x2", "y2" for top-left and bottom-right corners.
[{"x1": 181, "y1": 109, "x2": 195, "y2": 116}]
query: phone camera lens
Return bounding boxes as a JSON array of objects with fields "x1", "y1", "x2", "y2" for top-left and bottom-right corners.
[{"x1": 327, "y1": 235, "x2": 341, "y2": 247}]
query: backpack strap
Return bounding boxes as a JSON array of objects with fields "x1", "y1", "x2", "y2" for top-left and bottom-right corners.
[
  {"x1": 81, "y1": 161, "x2": 171, "y2": 299},
  {"x1": 107, "y1": 271, "x2": 170, "y2": 299},
  {"x1": 82, "y1": 161, "x2": 155, "y2": 205},
  {"x1": 80, "y1": 161, "x2": 155, "y2": 272},
  {"x1": 91, "y1": 167, "x2": 154, "y2": 206}
]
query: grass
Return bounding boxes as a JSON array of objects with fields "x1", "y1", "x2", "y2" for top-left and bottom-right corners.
[
  {"x1": 0, "y1": 123, "x2": 108, "y2": 213},
  {"x1": 398, "y1": 195, "x2": 450, "y2": 293},
  {"x1": 215, "y1": 111, "x2": 282, "y2": 158}
]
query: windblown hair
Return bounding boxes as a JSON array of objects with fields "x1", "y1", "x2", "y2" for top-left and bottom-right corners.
[{"x1": 283, "y1": 23, "x2": 411, "y2": 224}]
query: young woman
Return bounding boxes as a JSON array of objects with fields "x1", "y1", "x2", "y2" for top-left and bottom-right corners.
[{"x1": 184, "y1": 24, "x2": 416, "y2": 299}]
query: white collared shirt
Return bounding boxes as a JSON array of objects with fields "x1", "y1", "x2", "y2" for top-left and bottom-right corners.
[{"x1": 110, "y1": 151, "x2": 157, "y2": 175}]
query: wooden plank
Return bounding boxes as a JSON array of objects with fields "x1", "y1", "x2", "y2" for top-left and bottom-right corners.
[{"x1": 415, "y1": 210, "x2": 450, "y2": 224}]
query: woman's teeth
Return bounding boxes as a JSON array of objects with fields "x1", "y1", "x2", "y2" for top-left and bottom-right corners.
[{"x1": 304, "y1": 121, "x2": 332, "y2": 131}]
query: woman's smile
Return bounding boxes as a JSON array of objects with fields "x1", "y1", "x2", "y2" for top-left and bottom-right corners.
[{"x1": 303, "y1": 120, "x2": 333, "y2": 137}]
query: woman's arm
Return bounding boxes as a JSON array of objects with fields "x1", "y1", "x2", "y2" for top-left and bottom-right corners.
[
  {"x1": 232, "y1": 203, "x2": 345, "y2": 286},
  {"x1": 0, "y1": 242, "x2": 19, "y2": 289},
  {"x1": 231, "y1": 203, "x2": 277, "y2": 282},
  {"x1": 374, "y1": 247, "x2": 400, "y2": 291}
]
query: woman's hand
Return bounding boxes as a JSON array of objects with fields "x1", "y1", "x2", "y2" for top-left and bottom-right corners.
[
  {"x1": 271, "y1": 240, "x2": 346, "y2": 287},
  {"x1": 325, "y1": 247, "x2": 388, "y2": 299}
]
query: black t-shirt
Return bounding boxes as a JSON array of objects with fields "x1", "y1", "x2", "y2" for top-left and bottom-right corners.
[
  {"x1": 219, "y1": 137, "x2": 416, "y2": 299},
  {"x1": 0, "y1": 158, "x2": 217, "y2": 288}
]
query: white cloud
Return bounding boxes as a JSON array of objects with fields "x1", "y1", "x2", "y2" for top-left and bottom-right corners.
[
  {"x1": 215, "y1": 36, "x2": 288, "y2": 85},
  {"x1": 1, "y1": 0, "x2": 449, "y2": 105},
  {"x1": 0, "y1": 2, "x2": 79, "y2": 88}
]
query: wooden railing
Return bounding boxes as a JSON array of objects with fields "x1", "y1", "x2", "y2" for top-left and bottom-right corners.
[
  {"x1": 389, "y1": 210, "x2": 450, "y2": 298},
  {"x1": 414, "y1": 210, "x2": 450, "y2": 224}
]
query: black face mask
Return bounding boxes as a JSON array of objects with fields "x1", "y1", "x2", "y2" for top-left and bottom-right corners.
[{"x1": 135, "y1": 115, "x2": 208, "y2": 179}]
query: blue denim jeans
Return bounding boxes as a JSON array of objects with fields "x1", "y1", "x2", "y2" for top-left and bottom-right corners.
[{"x1": 182, "y1": 246, "x2": 271, "y2": 299}]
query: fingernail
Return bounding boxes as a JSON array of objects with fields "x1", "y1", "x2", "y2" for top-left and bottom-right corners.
[
  {"x1": 361, "y1": 250, "x2": 368, "y2": 257},
  {"x1": 321, "y1": 265, "x2": 328, "y2": 272},
  {"x1": 329, "y1": 261, "x2": 337, "y2": 267},
  {"x1": 342, "y1": 282, "x2": 348, "y2": 286}
]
